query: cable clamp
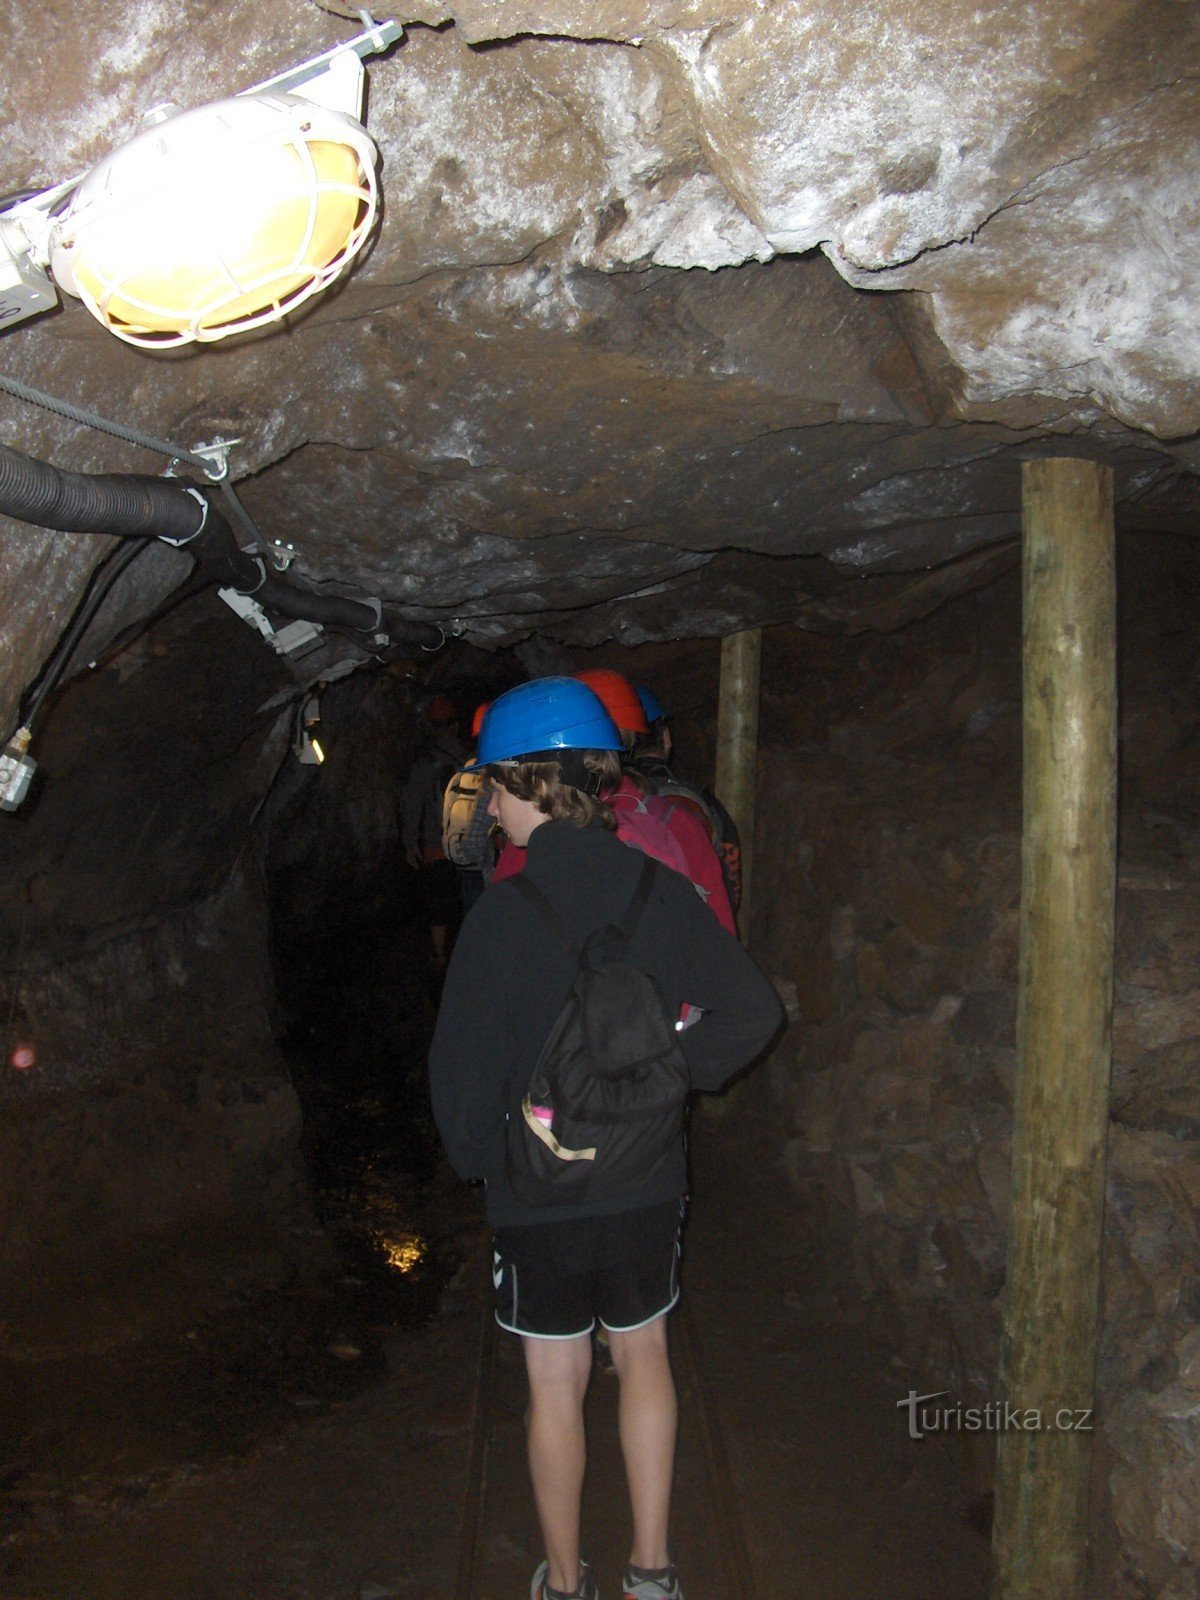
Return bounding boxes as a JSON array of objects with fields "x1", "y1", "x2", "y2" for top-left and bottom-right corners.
[
  {"x1": 156, "y1": 485, "x2": 210, "y2": 547},
  {"x1": 241, "y1": 556, "x2": 269, "y2": 596},
  {"x1": 187, "y1": 438, "x2": 240, "y2": 482}
]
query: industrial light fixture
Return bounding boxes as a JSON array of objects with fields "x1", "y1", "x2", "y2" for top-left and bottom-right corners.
[
  {"x1": 0, "y1": 15, "x2": 400, "y2": 348},
  {"x1": 50, "y1": 91, "x2": 378, "y2": 347}
]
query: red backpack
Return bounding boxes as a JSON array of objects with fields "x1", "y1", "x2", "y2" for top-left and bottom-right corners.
[
  {"x1": 608, "y1": 787, "x2": 692, "y2": 883},
  {"x1": 490, "y1": 787, "x2": 695, "y2": 890}
]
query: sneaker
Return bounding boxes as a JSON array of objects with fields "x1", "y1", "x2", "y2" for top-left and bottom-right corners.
[
  {"x1": 622, "y1": 1564, "x2": 682, "y2": 1600},
  {"x1": 531, "y1": 1559, "x2": 598, "y2": 1600}
]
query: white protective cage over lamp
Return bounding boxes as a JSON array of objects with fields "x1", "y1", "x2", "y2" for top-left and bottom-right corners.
[{"x1": 49, "y1": 88, "x2": 380, "y2": 348}]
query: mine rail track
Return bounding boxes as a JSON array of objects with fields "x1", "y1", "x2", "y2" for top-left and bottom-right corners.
[{"x1": 453, "y1": 1240, "x2": 758, "y2": 1600}]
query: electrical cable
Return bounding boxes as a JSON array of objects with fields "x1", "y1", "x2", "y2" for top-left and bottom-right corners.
[
  {"x1": 0, "y1": 374, "x2": 291, "y2": 563},
  {"x1": 0, "y1": 190, "x2": 43, "y2": 213},
  {"x1": 0, "y1": 184, "x2": 80, "y2": 217},
  {"x1": 4, "y1": 897, "x2": 29, "y2": 1058},
  {"x1": 0, "y1": 441, "x2": 450, "y2": 732},
  {"x1": 80, "y1": 569, "x2": 213, "y2": 675},
  {"x1": 212, "y1": 478, "x2": 277, "y2": 563},
  {"x1": 19, "y1": 537, "x2": 152, "y2": 733},
  {"x1": 0, "y1": 374, "x2": 216, "y2": 475}
]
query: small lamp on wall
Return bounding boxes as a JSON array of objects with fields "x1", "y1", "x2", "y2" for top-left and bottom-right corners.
[{"x1": 294, "y1": 691, "x2": 326, "y2": 765}]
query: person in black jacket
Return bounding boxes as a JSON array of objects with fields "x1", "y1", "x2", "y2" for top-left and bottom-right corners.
[{"x1": 428, "y1": 677, "x2": 783, "y2": 1600}]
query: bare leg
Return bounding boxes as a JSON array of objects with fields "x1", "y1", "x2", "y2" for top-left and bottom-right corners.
[
  {"x1": 522, "y1": 1332, "x2": 594, "y2": 1593},
  {"x1": 606, "y1": 1315, "x2": 676, "y2": 1571}
]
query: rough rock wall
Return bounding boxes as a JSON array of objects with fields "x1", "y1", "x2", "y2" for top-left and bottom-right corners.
[
  {"x1": 0, "y1": 598, "x2": 316, "y2": 1350},
  {"x1": 14, "y1": 0, "x2": 1194, "y2": 434},
  {"x1": 0, "y1": 874, "x2": 309, "y2": 1354},
  {"x1": 2, "y1": 0, "x2": 1198, "y2": 731},
  {"x1": 751, "y1": 545, "x2": 1200, "y2": 1599},
  {"x1": 430, "y1": 0, "x2": 1200, "y2": 437}
]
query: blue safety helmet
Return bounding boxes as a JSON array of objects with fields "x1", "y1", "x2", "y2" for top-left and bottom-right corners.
[
  {"x1": 635, "y1": 684, "x2": 667, "y2": 725},
  {"x1": 471, "y1": 677, "x2": 623, "y2": 767}
]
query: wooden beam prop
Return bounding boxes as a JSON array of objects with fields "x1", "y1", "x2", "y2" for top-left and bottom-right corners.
[
  {"x1": 992, "y1": 457, "x2": 1116, "y2": 1600},
  {"x1": 715, "y1": 627, "x2": 762, "y2": 942}
]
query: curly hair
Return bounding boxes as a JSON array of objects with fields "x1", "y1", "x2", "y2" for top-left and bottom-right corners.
[{"x1": 487, "y1": 753, "x2": 618, "y2": 831}]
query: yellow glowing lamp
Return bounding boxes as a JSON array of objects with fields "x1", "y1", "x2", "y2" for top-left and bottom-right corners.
[
  {"x1": 1, "y1": 20, "x2": 400, "y2": 347},
  {"x1": 49, "y1": 89, "x2": 379, "y2": 348}
]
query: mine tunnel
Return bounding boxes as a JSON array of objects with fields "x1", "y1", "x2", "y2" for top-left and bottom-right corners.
[{"x1": 2, "y1": 4, "x2": 1199, "y2": 1598}]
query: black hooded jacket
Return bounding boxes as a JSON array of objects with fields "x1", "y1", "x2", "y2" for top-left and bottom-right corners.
[{"x1": 428, "y1": 818, "x2": 783, "y2": 1227}]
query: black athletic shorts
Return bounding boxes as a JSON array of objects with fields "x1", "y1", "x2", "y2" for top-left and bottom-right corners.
[{"x1": 492, "y1": 1198, "x2": 685, "y2": 1340}]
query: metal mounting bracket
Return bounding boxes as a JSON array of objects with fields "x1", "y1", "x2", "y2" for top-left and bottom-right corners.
[
  {"x1": 186, "y1": 437, "x2": 241, "y2": 482},
  {"x1": 252, "y1": 16, "x2": 403, "y2": 92}
]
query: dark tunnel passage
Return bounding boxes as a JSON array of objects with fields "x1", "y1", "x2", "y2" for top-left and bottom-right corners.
[
  {"x1": 1, "y1": 2, "x2": 1199, "y2": 1588},
  {"x1": 253, "y1": 656, "x2": 538, "y2": 1341},
  {"x1": 267, "y1": 787, "x2": 450, "y2": 1328},
  {"x1": 260, "y1": 666, "x2": 510, "y2": 1331},
  {"x1": 0, "y1": 534, "x2": 1199, "y2": 1598}
]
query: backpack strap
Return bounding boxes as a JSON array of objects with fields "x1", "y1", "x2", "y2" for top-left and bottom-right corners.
[
  {"x1": 509, "y1": 873, "x2": 577, "y2": 959},
  {"x1": 617, "y1": 853, "x2": 657, "y2": 945},
  {"x1": 509, "y1": 853, "x2": 657, "y2": 958}
]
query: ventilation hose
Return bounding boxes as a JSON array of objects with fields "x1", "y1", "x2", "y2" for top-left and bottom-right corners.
[
  {"x1": 0, "y1": 441, "x2": 204, "y2": 542},
  {"x1": 0, "y1": 440, "x2": 446, "y2": 649},
  {"x1": 197, "y1": 540, "x2": 445, "y2": 647}
]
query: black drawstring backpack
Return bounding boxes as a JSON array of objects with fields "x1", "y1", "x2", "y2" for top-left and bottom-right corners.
[{"x1": 506, "y1": 854, "x2": 692, "y2": 1207}]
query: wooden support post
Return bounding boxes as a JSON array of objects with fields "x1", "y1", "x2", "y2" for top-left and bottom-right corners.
[
  {"x1": 991, "y1": 458, "x2": 1116, "y2": 1600},
  {"x1": 715, "y1": 627, "x2": 761, "y2": 943}
]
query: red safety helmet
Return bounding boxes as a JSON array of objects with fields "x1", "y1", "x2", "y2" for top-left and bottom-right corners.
[
  {"x1": 572, "y1": 669, "x2": 648, "y2": 735},
  {"x1": 426, "y1": 693, "x2": 457, "y2": 726}
]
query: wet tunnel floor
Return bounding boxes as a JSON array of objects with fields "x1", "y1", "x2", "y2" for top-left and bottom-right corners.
[{"x1": 0, "y1": 1089, "x2": 992, "y2": 1600}]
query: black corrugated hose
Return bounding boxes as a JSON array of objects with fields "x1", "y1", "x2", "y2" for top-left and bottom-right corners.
[
  {"x1": 0, "y1": 441, "x2": 205, "y2": 542},
  {"x1": 0, "y1": 439, "x2": 446, "y2": 648}
]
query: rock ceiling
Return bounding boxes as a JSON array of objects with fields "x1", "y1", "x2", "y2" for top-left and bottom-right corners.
[{"x1": 1, "y1": 0, "x2": 1198, "y2": 724}]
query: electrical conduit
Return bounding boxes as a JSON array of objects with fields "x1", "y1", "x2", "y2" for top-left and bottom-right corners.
[{"x1": 0, "y1": 440, "x2": 444, "y2": 646}]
